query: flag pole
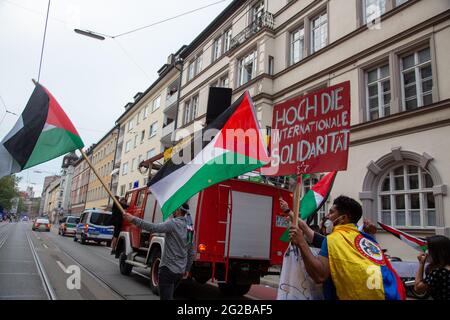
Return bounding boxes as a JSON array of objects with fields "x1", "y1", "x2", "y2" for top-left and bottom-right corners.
[
  {"x1": 292, "y1": 175, "x2": 302, "y2": 227},
  {"x1": 79, "y1": 149, "x2": 126, "y2": 215}
]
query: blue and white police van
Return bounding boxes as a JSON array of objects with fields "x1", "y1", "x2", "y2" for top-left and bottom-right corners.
[{"x1": 74, "y1": 209, "x2": 114, "y2": 246}]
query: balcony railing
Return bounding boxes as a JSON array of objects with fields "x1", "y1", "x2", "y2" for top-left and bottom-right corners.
[
  {"x1": 230, "y1": 11, "x2": 274, "y2": 49},
  {"x1": 161, "y1": 121, "x2": 174, "y2": 143},
  {"x1": 165, "y1": 94, "x2": 177, "y2": 109}
]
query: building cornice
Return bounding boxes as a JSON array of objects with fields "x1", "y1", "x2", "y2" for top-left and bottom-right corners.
[{"x1": 350, "y1": 99, "x2": 450, "y2": 146}]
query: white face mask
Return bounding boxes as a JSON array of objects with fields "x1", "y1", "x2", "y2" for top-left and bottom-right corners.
[
  {"x1": 323, "y1": 216, "x2": 345, "y2": 235},
  {"x1": 324, "y1": 219, "x2": 334, "y2": 234}
]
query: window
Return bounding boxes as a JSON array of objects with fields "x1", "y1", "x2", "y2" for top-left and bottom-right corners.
[
  {"x1": 213, "y1": 36, "x2": 222, "y2": 61},
  {"x1": 120, "y1": 185, "x2": 125, "y2": 197},
  {"x1": 138, "y1": 154, "x2": 143, "y2": 167},
  {"x1": 131, "y1": 158, "x2": 136, "y2": 172},
  {"x1": 122, "y1": 162, "x2": 128, "y2": 175},
  {"x1": 125, "y1": 140, "x2": 131, "y2": 153},
  {"x1": 183, "y1": 95, "x2": 199, "y2": 125},
  {"x1": 147, "y1": 148, "x2": 156, "y2": 159},
  {"x1": 187, "y1": 61, "x2": 195, "y2": 81},
  {"x1": 149, "y1": 121, "x2": 158, "y2": 138},
  {"x1": 401, "y1": 47, "x2": 433, "y2": 110},
  {"x1": 144, "y1": 105, "x2": 150, "y2": 118},
  {"x1": 152, "y1": 95, "x2": 161, "y2": 112},
  {"x1": 183, "y1": 101, "x2": 191, "y2": 125},
  {"x1": 366, "y1": 64, "x2": 391, "y2": 120},
  {"x1": 191, "y1": 96, "x2": 198, "y2": 122},
  {"x1": 251, "y1": 1, "x2": 264, "y2": 24},
  {"x1": 363, "y1": 0, "x2": 387, "y2": 24},
  {"x1": 195, "y1": 53, "x2": 203, "y2": 75},
  {"x1": 223, "y1": 28, "x2": 232, "y2": 52},
  {"x1": 136, "y1": 111, "x2": 141, "y2": 125},
  {"x1": 379, "y1": 165, "x2": 435, "y2": 227},
  {"x1": 311, "y1": 12, "x2": 328, "y2": 54},
  {"x1": 134, "y1": 134, "x2": 138, "y2": 148},
  {"x1": 220, "y1": 75, "x2": 229, "y2": 88},
  {"x1": 268, "y1": 56, "x2": 274, "y2": 75},
  {"x1": 127, "y1": 119, "x2": 134, "y2": 132},
  {"x1": 290, "y1": 26, "x2": 304, "y2": 65},
  {"x1": 395, "y1": 0, "x2": 409, "y2": 6},
  {"x1": 237, "y1": 50, "x2": 257, "y2": 86},
  {"x1": 140, "y1": 130, "x2": 145, "y2": 143},
  {"x1": 183, "y1": 95, "x2": 198, "y2": 125}
]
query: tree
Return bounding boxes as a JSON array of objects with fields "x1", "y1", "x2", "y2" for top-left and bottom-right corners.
[{"x1": 0, "y1": 175, "x2": 20, "y2": 211}]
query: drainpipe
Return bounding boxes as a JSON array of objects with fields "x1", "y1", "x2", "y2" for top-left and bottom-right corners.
[{"x1": 171, "y1": 56, "x2": 184, "y2": 145}]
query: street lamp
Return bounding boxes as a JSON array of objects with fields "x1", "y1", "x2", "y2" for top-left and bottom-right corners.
[{"x1": 74, "y1": 29, "x2": 107, "y2": 41}]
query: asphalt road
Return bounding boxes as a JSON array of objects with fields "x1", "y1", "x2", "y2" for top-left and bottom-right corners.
[{"x1": 0, "y1": 222, "x2": 276, "y2": 300}]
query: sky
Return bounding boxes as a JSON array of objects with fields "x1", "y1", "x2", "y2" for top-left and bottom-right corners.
[{"x1": 0, "y1": 0, "x2": 232, "y2": 196}]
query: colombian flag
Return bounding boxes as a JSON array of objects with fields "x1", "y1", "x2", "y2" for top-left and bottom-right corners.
[{"x1": 327, "y1": 224, "x2": 406, "y2": 300}]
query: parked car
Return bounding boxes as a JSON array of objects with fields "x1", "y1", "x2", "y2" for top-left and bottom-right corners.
[
  {"x1": 32, "y1": 218, "x2": 51, "y2": 232},
  {"x1": 74, "y1": 209, "x2": 113, "y2": 246},
  {"x1": 59, "y1": 216, "x2": 80, "y2": 236}
]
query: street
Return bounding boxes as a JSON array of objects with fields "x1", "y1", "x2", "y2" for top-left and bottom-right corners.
[{"x1": 0, "y1": 221, "x2": 277, "y2": 300}]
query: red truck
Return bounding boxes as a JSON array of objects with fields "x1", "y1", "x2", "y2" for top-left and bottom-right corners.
[{"x1": 114, "y1": 178, "x2": 291, "y2": 296}]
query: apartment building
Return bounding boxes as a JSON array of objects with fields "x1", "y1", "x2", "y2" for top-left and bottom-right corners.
[
  {"x1": 115, "y1": 49, "x2": 184, "y2": 196},
  {"x1": 171, "y1": 0, "x2": 449, "y2": 260},
  {"x1": 85, "y1": 126, "x2": 119, "y2": 210},
  {"x1": 69, "y1": 148, "x2": 93, "y2": 215}
]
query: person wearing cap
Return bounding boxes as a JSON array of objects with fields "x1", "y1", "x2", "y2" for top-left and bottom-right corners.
[{"x1": 123, "y1": 202, "x2": 195, "y2": 300}]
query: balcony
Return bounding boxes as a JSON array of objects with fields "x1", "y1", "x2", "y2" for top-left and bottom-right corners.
[
  {"x1": 230, "y1": 11, "x2": 274, "y2": 50},
  {"x1": 160, "y1": 121, "x2": 174, "y2": 145}
]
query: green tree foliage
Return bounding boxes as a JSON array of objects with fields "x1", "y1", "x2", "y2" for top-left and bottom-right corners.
[{"x1": 0, "y1": 175, "x2": 20, "y2": 211}]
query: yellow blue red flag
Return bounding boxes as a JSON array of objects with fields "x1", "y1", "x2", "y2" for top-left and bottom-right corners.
[{"x1": 327, "y1": 224, "x2": 406, "y2": 300}]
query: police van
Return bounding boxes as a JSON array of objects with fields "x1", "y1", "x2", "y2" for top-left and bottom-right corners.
[{"x1": 74, "y1": 209, "x2": 114, "y2": 246}]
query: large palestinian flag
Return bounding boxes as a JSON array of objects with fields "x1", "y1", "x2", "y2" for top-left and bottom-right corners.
[
  {"x1": 0, "y1": 83, "x2": 84, "y2": 179},
  {"x1": 280, "y1": 171, "x2": 337, "y2": 242},
  {"x1": 149, "y1": 91, "x2": 269, "y2": 219},
  {"x1": 378, "y1": 222, "x2": 427, "y2": 252}
]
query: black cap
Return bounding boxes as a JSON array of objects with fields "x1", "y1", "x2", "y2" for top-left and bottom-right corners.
[{"x1": 180, "y1": 202, "x2": 190, "y2": 214}]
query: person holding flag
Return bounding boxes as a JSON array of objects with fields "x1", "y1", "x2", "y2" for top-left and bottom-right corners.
[
  {"x1": 123, "y1": 202, "x2": 195, "y2": 300},
  {"x1": 288, "y1": 195, "x2": 406, "y2": 300},
  {"x1": 414, "y1": 235, "x2": 450, "y2": 300}
]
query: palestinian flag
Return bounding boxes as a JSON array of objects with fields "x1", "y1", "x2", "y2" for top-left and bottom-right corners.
[
  {"x1": 378, "y1": 222, "x2": 427, "y2": 252},
  {"x1": 149, "y1": 91, "x2": 269, "y2": 219},
  {"x1": 0, "y1": 83, "x2": 84, "y2": 179},
  {"x1": 280, "y1": 171, "x2": 337, "y2": 242}
]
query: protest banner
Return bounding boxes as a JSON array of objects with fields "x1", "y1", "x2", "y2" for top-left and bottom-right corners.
[{"x1": 270, "y1": 81, "x2": 351, "y2": 176}]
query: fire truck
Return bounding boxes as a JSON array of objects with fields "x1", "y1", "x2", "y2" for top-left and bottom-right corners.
[{"x1": 114, "y1": 177, "x2": 292, "y2": 296}]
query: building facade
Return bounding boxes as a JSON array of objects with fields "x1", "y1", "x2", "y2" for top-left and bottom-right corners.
[
  {"x1": 39, "y1": 175, "x2": 60, "y2": 215},
  {"x1": 115, "y1": 51, "x2": 184, "y2": 197},
  {"x1": 69, "y1": 148, "x2": 93, "y2": 215},
  {"x1": 167, "y1": 0, "x2": 449, "y2": 260},
  {"x1": 85, "y1": 126, "x2": 119, "y2": 210}
]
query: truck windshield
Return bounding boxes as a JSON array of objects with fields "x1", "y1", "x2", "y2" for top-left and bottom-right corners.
[{"x1": 89, "y1": 212, "x2": 112, "y2": 226}]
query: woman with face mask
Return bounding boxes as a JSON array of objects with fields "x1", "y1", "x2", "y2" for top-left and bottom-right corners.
[{"x1": 414, "y1": 235, "x2": 450, "y2": 300}]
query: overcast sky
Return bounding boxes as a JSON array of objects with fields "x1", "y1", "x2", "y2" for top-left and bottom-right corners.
[{"x1": 0, "y1": 0, "x2": 232, "y2": 196}]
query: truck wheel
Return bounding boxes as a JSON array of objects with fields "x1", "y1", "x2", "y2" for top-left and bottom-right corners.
[
  {"x1": 80, "y1": 234, "x2": 86, "y2": 245},
  {"x1": 73, "y1": 235, "x2": 78, "y2": 242},
  {"x1": 149, "y1": 248, "x2": 161, "y2": 295},
  {"x1": 119, "y1": 252, "x2": 133, "y2": 275},
  {"x1": 218, "y1": 283, "x2": 251, "y2": 297},
  {"x1": 105, "y1": 241, "x2": 112, "y2": 247}
]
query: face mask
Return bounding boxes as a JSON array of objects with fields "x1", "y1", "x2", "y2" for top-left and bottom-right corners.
[
  {"x1": 324, "y1": 219, "x2": 334, "y2": 234},
  {"x1": 324, "y1": 216, "x2": 345, "y2": 234}
]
